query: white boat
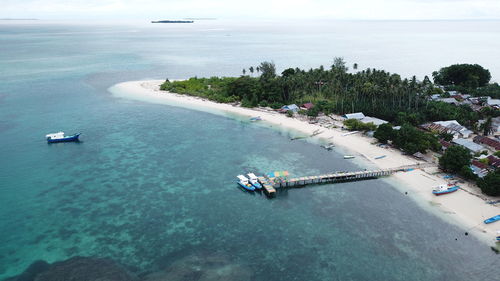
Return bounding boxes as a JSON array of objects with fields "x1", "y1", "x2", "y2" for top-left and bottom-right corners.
[
  {"x1": 237, "y1": 175, "x2": 255, "y2": 191},
  {"x1": 45, "y1": 131, "x2": 81, "y2": 143},
  {"x1": 343, "y1": 155, "x2": 355, "y2": 159},
  {"x1": 247, "y1": 173, "x2": 262, "y2": 189}
]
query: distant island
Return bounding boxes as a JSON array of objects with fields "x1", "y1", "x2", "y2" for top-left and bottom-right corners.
[
  {"x1": 151, "y1": 20, "x2": 194, "y2": 23},
  {"x1": 0, "y1": 18, "x2": 38, "y2": 20}
]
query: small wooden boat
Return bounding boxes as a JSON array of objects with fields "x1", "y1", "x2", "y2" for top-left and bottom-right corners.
[
  {"x1": 249, "y1": 116, "x2": 262, "y2": 121},
  {"x1": 321, "y1": 144, "x2": 335, "y2": 150},
  {"x1": 247, "y1": 173, "x2": 262, "y2": 189},
  {"x1": 484, "y1": 215, "x2": 500, "y2": 224},
  {"x1": 46, "y1": 132, "x2": 80, "y2": 143},
  {"x1": 343, "y1": 155, "x2": 355, "y2": 159},
  {"x1": 432, "y1": 184, "x2": 458, "y2": 196},
  {"x1": 237, "y1": 175, "x2": 255, "y2": 191},
  {"x1": 374, "y1": 155, "x2": 386, "y2": 159}
]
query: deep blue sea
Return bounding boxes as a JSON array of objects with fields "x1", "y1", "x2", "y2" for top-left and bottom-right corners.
[{"x1": 0, "y1": 20, "x2": 499, "y2": 280}]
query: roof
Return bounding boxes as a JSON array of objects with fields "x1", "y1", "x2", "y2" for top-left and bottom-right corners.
[
  {"x1": 301, "y1": 102, "x2": 314, "y2": 109},
  {"x1": 487, "y1": 155, "x2": 500, "y2": 168},
  {"x1": 452, "y1": 138, "x2": 484, "y2": 153},
  {"x1": 487, "y1": 97, "x2": 500, "y2": 106},
  {"x1": 439, "y1": 139, "x2": 452, "y2": 148},
  {"x1": 237, "y1": 175, "x2": 248, "y2": 181},
  {"x1": 281, "y1": 104, "x2": 299, "y2": 111},
  {"x1": 247, "y1": 173, "x2": 257, "y2": 179},
  {"x1": 470, "y1": 164, "x2": 489, "y2": 178},
  {"x1": 473, "y1": 135, "x2": 500, "y2": 150},
  {"x1": 436, "y1": 98, "x2": 459, "y2": 104},
  {"x1": 343, "y1": 112, "x2": 365, "y2": 120},
  {"x1": 472, "y1": 160, "x2": 489, "y2": 170},
  {"x1": 359, "y1": 117, "x2": 388, "y2": 126}
]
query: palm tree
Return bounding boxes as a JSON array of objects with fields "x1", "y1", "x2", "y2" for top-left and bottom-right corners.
[
  {"x1": 481, "y1": 117, "x2": 494, "y2": 136},
  {"x1": 242, "y1": 69, "x2": 246, "y2": 75},
  {"x1": 353, "y1": 63, "x2": 358, "y2": 70},
  {"x1": 249, "y1": 66, "x2": 254, "y2": 75}
]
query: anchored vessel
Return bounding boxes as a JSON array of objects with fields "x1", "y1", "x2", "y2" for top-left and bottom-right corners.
[
  {"x1": 46, "y1": 132, "x2": 80, "y2": 143},
  {"x1": 237, "y1": 175, "x2": 255, "y2": 191},
  {"x1": 432, "y1": 184, "x2": 459, "y2": 196},
  {"x1": 247, "y1": 173, "x2": 262, "y2": 189},
  {"x1": 151, "y1": 20, "x2": 194, "y2": 23}
]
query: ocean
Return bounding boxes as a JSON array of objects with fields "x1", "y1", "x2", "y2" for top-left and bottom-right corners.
[{"x1": 0, "y1": 19, "x2": 499, "y2": 280}]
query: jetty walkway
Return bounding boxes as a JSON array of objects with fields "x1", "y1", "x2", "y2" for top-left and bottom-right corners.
[{"x1": 259, "y1": 163, "x2": 435, "y2": 198}]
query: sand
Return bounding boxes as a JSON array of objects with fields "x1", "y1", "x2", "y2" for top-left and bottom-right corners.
[{"x1": 109, "y1": 80, "x2": 500, "y2": 246}]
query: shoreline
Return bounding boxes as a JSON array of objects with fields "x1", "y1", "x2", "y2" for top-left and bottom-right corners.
[{"x1": 109, "y1": 80, "x2": 500, "y2": 246}]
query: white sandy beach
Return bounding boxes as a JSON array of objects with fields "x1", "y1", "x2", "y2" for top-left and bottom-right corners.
[{"x1": 109, "y1": 80, "x2": 500, "y2": 246}]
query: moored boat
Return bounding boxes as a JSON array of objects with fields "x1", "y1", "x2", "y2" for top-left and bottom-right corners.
[
  {"x1": 484, "y1": 215, "x2": 500, "y2": 224},
  {"x1": 432, "y1": 184, "x2": 459, "y2": 195},
  {"x1": 46, "y1": 132, "x2": 81, "y2": 143},
  {"x1": 237, "y1": 175, "x2": 255, "y2": 191},
  {"x1": 247, "y1": 173, "x2": 262, "y2": 189},
  {"x1": 374, "y1": 155, "x2": 386, "y2": 159},
  {"x1": 343, "y1": 155, "x2": 355, "y2": 159},
  {"x1": 249, "y1": 116, "x2": 262, "y2": 122}
]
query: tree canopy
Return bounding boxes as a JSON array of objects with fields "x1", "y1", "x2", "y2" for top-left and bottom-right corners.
[
  {"x1": 477, "y1": 170, "x2": 500, "y2": 196},
  {"x1": 439, "y1": 146, "x2": 472, "y2": 173},
  {"x1": 432, "y1": 64, "x2": 491, "y2": 88}
]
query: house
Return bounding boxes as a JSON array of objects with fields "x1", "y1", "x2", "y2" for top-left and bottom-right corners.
[
  {"x1": 436, "y1": 98, "x2": 459, "y2": 105},
  {"x1": 279, "y1": 104, "x2": 299, "y2": 113},
  {"x1": 359, "y1": 117, "x2": 388, "y2": 126},
  {"x1": 487, "y1": 155, "x2": 500, "y2": 169},
  {"x1": 473, "y1": 135, "x2": 500, "y2": 151},
  {"x1": 470, "y1": 160, "x2": 489, "y2": 178},
  {"x1": 343, "y1": 112, "x2": 365, "y2": 120},
  {"x1": 452, "y1": 138, "x2": 484, "y2": 153},
  {"x1": 300, "y1": 103, "x2": 314, "y2": 110},
  {"x1": 421, "y1": 120, "x2": 472, "y2": 138},
  {"x1": 486, "y1": 97, "x2": 500, "y2": 107},
  {"x1": 439, "y1": 139, "x2": 452, "y2": 151}
]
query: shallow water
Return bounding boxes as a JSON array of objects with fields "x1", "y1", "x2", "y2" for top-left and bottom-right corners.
[{"x1": 0, "y1": 20, "x2": 499, "y2": 280}]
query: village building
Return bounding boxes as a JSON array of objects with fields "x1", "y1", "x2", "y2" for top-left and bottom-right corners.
[{"x1": 452, "y1": 138, "x2": 484, "y2": 153}]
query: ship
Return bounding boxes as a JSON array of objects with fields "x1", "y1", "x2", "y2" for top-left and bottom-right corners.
[{"x1": 151, "y1": 20, "x2": 194, "y2": 23}]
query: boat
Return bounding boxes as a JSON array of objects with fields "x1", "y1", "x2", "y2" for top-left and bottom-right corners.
[
  {"x1": 46, "y1": 132, "x2": 81, "y2": 143},
  {"x1": 249, "y1": 116, "x2": 262, "y2": 122},
  {"x1": 247, "y1": 173, "x2": 262, "y2": 189},
  {"x1": 432, "y1": 184, "x2": 459, "y2": 195},
  {"x1": 374, "y1": 155, "x2": 386, "y2": 159},
  {"x1": 151, "y1": 20, "x2": 194, "y2": 23},
  {"x1": 484, "y1": 215, "x2": 500, "y2": 224},
  {"x1": 321, "y1": 144, "x2": 335, "y2": 150},
  {"x1": 497, "y1": 231, "x2": 500, "y2": 242},
  {"x1": 343, "y1": 155, "x2": 355, "y2": 159},
  {"x1": 237, "y1": 175, "x2": 255, "y2": 191}
]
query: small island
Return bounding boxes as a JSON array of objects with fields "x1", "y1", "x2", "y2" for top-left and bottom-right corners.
[{"x1": 151, "y1": 20, "x2": 194, "y2": 23}]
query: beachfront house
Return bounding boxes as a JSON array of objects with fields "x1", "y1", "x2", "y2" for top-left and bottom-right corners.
[
  {"x1": 452, "y1": 138, "x2": 484, "y2": 154},
  {"x1": 421, "y1": 120, "x2": 472, "y2": 139},
  {"x1": 343, "y1": 112, "x2": 365, "y2": 120},
  {"x1": 470, "y1": 160, "x2": 489, "y2": 178},
  {"x1": 359, "y1": 116, "x2": 388, "y2": 126},
  {"x1": 279, "y1": 104, "x2": 299, "y2": 113}
]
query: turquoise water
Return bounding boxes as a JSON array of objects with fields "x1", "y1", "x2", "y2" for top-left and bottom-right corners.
[{"x1": 1, "y1": 20, "x2": 499, "y2": 280}]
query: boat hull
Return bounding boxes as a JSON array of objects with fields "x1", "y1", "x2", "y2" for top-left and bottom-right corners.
[
  {"x1": 483, "y1": 215, "x2": 500, "y2": 224},
  {"x1": 238, "y1": 182, "x2": 255, "y2": 191},
  {"x1": 432, "y1": 186, "x2": 458, "y2": 196},
  {"x1": 251, "y1": 182, "x2": 263, "y2": 189},
  {"x1": 47, "y1": 133, "x2": 80, "y2": 143}
]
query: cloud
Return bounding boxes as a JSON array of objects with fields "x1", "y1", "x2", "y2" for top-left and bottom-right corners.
[{"x1": 1, "y1": 0, "x2": 500, "y2": 20}]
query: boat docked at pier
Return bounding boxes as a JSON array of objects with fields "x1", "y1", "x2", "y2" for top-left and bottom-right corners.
[
  {"x1": 247, "y1": 173, "x2": 262, "y2": 189},
  {"x1": 46, "y1": 132, "x2": 81, "y2": 143},
  {"x1": 237, "y1": 175, "x2": 255, "y2": 191},
  {"x1": 432, "y1": 184, "x2": 458, "y2": 195}
]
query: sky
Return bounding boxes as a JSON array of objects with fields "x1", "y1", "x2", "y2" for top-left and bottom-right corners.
[{"x1": 1, "y1": 0, "x2": 500, "y2": 20}]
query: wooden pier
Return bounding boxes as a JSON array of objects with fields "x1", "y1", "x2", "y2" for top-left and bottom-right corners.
[{"x1": 257, "y1": 163, "x2": 434, "y2": 198}]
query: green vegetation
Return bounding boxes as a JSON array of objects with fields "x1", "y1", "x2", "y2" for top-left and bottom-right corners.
[
  {"x1": 477, "y1": 171, "x2": 500, "y2": 196},
  {"x1": 343, "y1": 119, "x2": 376, "y2": 132},
  {"x1": 392, "y1": 124, "x2": 440, "y2": 154},
  {"x1": 373, "y1": 123, "x2": 439, "y2": 154},
  {"x1": 373, "y1": 123, "x2": 394, "y2": 144},
  {"x1": 432, "y1": 64, "x2": 491, "y2": 89},
  {"x1": 439, "y1": 146, "x2": 472, "y2": 176}
]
